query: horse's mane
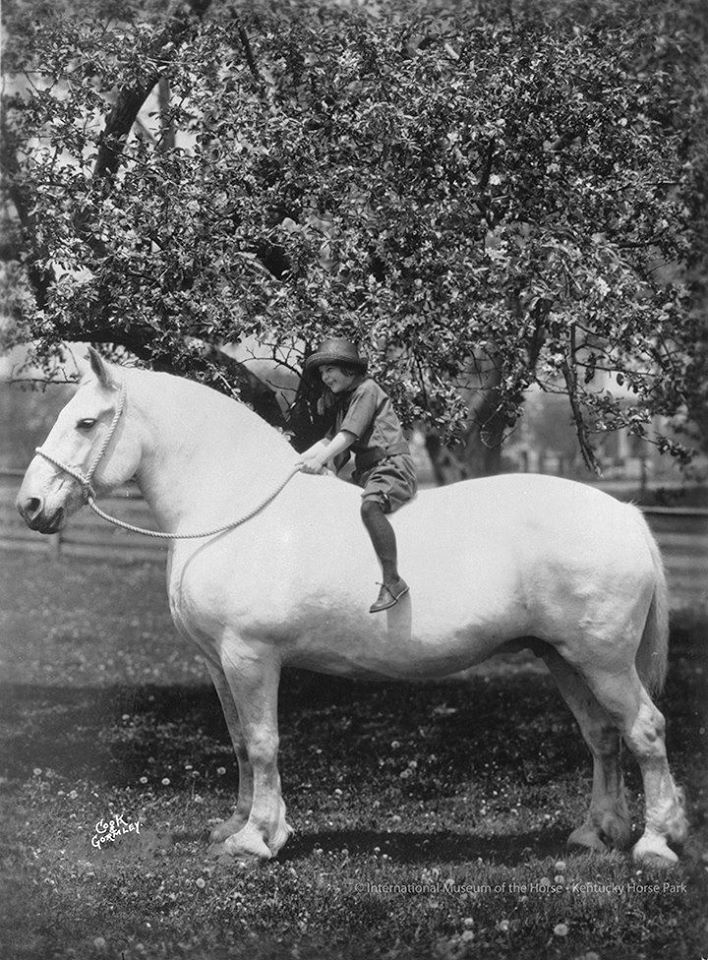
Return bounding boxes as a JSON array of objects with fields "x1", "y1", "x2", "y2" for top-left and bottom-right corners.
[{"x1": 126, "y1": 364, "x2": 297, "y2": 461}]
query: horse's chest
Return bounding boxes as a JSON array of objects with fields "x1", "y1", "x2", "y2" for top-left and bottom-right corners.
[{"x1": 165, "y1": 548, "x2": 283, "y2": 642}]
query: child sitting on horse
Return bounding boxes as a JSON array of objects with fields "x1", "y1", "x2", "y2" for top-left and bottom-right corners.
[{"x1": 299, "y1": 338, "x2": 417, "y2": 613}]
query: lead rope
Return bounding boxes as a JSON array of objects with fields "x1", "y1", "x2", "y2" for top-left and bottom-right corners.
[
  {"x1": 84, "y1": 464, "x2": 302, "y2": 540},
  {"x1": 34, "y1": 378, "x2": 304, "y2": 541}
]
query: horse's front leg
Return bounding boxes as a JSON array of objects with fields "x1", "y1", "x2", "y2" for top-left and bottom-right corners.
[
  {"x1": 214, "y1": 638, "x2": 292, "y2": 863},
  {"x1": 205, "y1": 661, "x2": 254, "y2": 843}
]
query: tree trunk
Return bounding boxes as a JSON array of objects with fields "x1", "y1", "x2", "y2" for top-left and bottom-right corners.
[{"x1": 425, "y1": 352, "x2": 508, "y2": 484}]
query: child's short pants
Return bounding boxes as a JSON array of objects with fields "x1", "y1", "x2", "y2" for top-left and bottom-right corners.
[{"x1": 352, "y1": 454, "x2": 418, "y2": 514}]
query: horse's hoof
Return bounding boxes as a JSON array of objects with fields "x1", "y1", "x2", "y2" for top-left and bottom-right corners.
[
  {"x1": 222, "y1": 828, "x2": 273, "y2": 863},
  {"x1": 632, "y1": 835, "x2": 679, "y2": 867},
  {"x1": 567, "y1": 825, "x2": 608, "y2": 853}
]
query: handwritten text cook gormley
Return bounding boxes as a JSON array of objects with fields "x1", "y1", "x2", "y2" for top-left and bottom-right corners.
[{"x1": 91, "y1": 813, "x2": 141, "y2": 849}]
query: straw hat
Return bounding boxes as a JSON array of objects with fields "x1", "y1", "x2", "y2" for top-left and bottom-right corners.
[{"x1": 302, "y1": 338, "x2": 368, "y2": 380}]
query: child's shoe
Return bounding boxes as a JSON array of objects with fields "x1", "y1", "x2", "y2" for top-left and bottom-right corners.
[{"x1": 369, "y1": 578, "x2": 410, "y2": 613}]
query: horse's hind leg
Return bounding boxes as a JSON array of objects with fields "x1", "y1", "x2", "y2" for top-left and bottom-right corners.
[
  {"x1": 583, "y1": 666, "x2": 687, "y2": 866},
  {"x1": 543, "y1": 649, "x2": 631, "y2": 852},
  {"x1": 205, "y1": 662, "x2": 254, "y2": 843}
]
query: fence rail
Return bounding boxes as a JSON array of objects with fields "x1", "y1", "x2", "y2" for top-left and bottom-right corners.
[
  {"x1": 3, "y1": 471, "x2": 707, "y2": 606},
  {"x1": 1, "y1": 474, "x2": 166, "y2": 563}
]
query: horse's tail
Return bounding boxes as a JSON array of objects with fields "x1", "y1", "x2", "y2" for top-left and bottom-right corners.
[{"x1": 634, "y1": 509, "x2": 670, "y2": 696}]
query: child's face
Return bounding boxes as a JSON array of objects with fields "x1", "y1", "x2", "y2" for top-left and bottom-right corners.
[{"x1": 319, "y1": 364, "x2": 358, "y2": 394}]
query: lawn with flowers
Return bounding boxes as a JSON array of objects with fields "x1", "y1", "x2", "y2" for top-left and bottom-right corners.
[{"x1": 0, "y1": 551, "x2": 706, "y2": 960}]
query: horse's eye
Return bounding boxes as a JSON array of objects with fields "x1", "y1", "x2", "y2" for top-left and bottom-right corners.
[{"x1": 76, "y1": 418, "x2": 97, "y2": 430}]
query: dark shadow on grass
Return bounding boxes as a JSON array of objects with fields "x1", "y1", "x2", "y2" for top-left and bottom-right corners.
[
  {"x1": 0, "y1": 630, "x2": 704, "y2": 791},
  {"x1": 278, "y1": 825, "x2": 571, "y2": 866},
  {"x1": 0, "y1": 681, "x2": 229, "y2": 782},
  {"x1": 0, "y1": 673, "x2": 589, "y2": 785}
]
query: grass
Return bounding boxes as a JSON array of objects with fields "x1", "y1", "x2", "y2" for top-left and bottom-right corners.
[{"x1": 0, "y1": 550, "x2": 706, "y2": 960}]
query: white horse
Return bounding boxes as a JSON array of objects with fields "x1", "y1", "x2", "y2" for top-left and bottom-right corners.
[{"x1": 17, "y1": 348, "x2": 687, "y2": 866}]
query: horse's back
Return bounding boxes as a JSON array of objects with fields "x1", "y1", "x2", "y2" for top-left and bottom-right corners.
[{"x1": 395, "y1": 472, "x2": 645, "y2": 565}]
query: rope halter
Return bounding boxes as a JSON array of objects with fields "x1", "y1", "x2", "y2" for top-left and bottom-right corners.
[
  {"x1": 32, "y1": 377, "x2": 303, "y2": 541},
  {"x1": 34, "y1": 380, "x2": 128, "y2": 503}
]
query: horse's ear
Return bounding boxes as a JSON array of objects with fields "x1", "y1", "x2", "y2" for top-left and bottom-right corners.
[{"x1": 86, "y1": 345, "x2": 116, "y2": 389}]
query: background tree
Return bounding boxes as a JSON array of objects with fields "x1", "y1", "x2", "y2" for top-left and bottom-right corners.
[{"x1": 2, "y1": 0, "x2": 706, "y2": 471}]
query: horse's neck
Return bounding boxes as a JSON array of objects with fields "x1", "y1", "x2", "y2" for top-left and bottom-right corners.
[{"x1": 129, "y1": 370, "x2": 295, "y2": 532}]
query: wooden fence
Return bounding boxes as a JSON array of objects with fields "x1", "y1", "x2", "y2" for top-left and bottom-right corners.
[
  {"x1": 1, "y1": 470, "x2": 167, "y2": 564},
  {"x1": 2, "y1": 470, "x2": 707, "y2": 607}
]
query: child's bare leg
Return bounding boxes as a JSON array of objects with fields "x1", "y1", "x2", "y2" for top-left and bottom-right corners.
[
  {"x1": 360, "y1": 498, "x2": 409, "y2": 613},
  {"x1": 361, "y1": 498, "x2": 398, "y2": 581}
]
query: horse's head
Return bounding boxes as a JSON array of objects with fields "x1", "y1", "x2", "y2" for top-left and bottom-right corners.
[{"x1": 17, "y1": 347, "x2": 142, "y2": 534}]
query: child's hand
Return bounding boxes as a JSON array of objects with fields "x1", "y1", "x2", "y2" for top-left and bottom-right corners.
[{"x1": 299, "y1": 453, "x2": 327, "y2": 475}]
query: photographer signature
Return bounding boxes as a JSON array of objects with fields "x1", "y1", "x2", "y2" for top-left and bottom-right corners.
[{"x1": 90, "y1": 813, "x2": 141, "y2": 849}]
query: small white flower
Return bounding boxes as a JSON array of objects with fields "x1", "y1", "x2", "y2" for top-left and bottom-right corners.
[{"x1": 595, "y1": 278, "x2": 610, "y2": 299}]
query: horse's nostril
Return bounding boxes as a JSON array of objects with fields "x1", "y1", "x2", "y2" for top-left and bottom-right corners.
[{"x1": 23, "y1": 497, "x2": 43, "y2": 520}]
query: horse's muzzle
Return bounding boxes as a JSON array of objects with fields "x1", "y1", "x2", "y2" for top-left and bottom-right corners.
[{"x1": 16, "y1": 494, "x2": 65, "y2": 534}]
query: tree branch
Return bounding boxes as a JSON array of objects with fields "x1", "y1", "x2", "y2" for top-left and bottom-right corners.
[
  {"x1": 72, "y1": 320, "x2": 287, "y2": 427},
  {"x1": 561, "y1": 323, "x2": 600, "y2": 475},
  {"x1": 230, "y1": 11, "x2": 262, "y2": 84},
  {"x1": 93, "y1": 0, "x2": 212, "y2": 183},
  {"x1": 0, "y1": 104, "x2": 55, "y2": 307}
]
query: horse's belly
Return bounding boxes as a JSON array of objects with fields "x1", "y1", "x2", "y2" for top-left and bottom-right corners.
[
  {"x1": 285, "y1": 623, "x2": 522, "y2": 679},
  {"x1": 167, "y1": 522, "x2": 533, "y2": 678},
  {"x1": 279, "y1": 575, "x2": 531, "y2": 680}
]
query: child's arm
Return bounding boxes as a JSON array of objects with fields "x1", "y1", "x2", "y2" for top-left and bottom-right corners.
[{"x1": 300, "y1": 431, "x2": 355, "y2": 474}]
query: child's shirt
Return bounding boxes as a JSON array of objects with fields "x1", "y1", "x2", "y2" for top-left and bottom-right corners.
[{"x1": 326, "y1": 377, "x2": 407, "y2": 468}]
